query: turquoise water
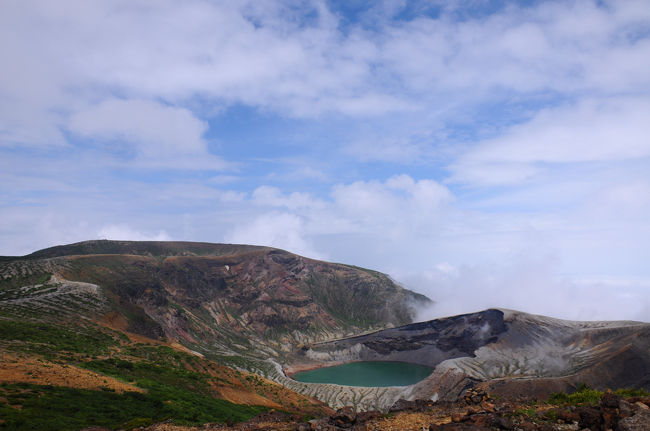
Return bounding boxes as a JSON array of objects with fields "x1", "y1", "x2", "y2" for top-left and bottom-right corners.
[{"x1": 291, "y1": 361, "x2": 433, "y2": 387}]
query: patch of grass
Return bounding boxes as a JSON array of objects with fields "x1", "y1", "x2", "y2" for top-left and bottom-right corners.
[
  {"x1": 80, "y1": 356, "x2": 209, "y2": 394},
  {"x1": 0, "y1": 327, "x2": 272, "y2": 429},
  {"x1": 512, "y1": 407, "x2": 537, "y2": 418},
  {"x1": 543, "y1": 409, "x2": 559, "y2": 421},
  {"x1": 76, "y1": 350, "x2": 269, "y2": 426},
  {"x1": 124, "y1": 345, "x2": 189, "y2": 366},
  {"x1": 0, "y1": 272, "x2": 51, "y2": 292},
  {"x1": 0, "y1": 319, "x2": 117, "y2": 358},
  {"x1": 614, "y1": 388, "x2": 650, "y2": 398},
  {"x1": 548, "y1": 384, "x2": 604, "y2": 406},
  {"x1": 0, "y1": 382, "x2": 265, "y2": 430}
]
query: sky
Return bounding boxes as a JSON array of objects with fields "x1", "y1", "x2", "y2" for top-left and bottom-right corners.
[{"x1": 1, "y1": 0, "x2": 649, "y2": 322}]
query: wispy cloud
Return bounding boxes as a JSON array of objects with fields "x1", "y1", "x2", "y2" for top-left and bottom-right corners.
[
  {"x1": 450, "y1": 98, "x2": 650, "y2": 185},
  {"x1": 1, "y1": 0, "x2": 649, "y2": 321}
]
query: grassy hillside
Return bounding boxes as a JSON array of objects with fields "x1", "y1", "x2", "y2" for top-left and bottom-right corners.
[
  {"x1": 1, "y1": 240, "x2": 430, "y2": 352},
  {"x1": 0, "y1": 315, "x2": 327, "y2": 430},
  {"x1": 0, "y1": 240, "x2": 428, "y2": 429}
]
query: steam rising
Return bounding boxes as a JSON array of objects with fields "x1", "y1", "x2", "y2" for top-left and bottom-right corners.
[{"x1": 396, "y1": 256, "x2": 650, "y2": 323}]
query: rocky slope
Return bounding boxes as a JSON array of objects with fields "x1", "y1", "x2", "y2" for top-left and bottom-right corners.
[
  {"x1": 0, "y1": 240, "x2": 433, "y2": 429},
  {"x1": 3, "y1": 239, "x2": 649, "y2": 426},
  {"x1": 0, "y1": 240, "x2": 430, "y2": 355},
  {"x1": 0, "y1": 240, "x2": 431, "y2": 392},
  {"x1": 285, "y1": 308, "x2": 650, "y2": 410},
  {"x1": 125, "y1": 387, "x2": 650, "y2": 430}
]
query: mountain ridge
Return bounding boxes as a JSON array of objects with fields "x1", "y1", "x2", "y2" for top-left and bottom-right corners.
[
  {"x1": 0, "y1": 240, "x2": 431, "y2": 352},
  {"x1": 2, "y1": 239, "x2": 649, "y2": 427}
]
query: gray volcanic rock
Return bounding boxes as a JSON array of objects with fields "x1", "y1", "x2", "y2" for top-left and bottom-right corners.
[
  {"x1": 299, "y1": 309, "x2": 507, "y2": 368},
  {"x1": 4, "y1": 240, "x2": 649, "y2": 411},
  {"x1": 289, "y1": 309, "x2": 650, "y2": 406}
]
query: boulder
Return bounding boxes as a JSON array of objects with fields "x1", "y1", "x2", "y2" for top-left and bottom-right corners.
[
  {"x1": 578, "y1": 406, "x2": 602, "y2": 430},
  {"x1": 617, "y1": 409, "x2": 650, "y2": 431},
  {"x1": 600, "y1": 390, "x2": 621, "y2": 409},
  {"x1": 329, "y1": 406, "x2": 356, "y2": 429},
  {"x1": 463, "y1": 388, "x2": 489, "y2": 406}
]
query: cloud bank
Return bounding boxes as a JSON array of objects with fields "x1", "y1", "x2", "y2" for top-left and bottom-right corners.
[{"x1": 1, "y1": 0, "x2": 649, "y2": 322}]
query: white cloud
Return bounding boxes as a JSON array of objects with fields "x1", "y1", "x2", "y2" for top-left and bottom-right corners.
[
  {"x1": 207, "y1": 175, "x2": 239, "y2": 185},
  {"x1": 3, "y1": 0, "x2": 648, "y2": 149},
  {"x1": 252, "y1": 186, "x2": 324, "y2": 210},
  {"x1": 397, "y1": 258, "x2": 650, "y2": 323},
  {"x1": 0, "y1": 108, "x2": 66, "y2": 148},
  {"x1": 278, "y1": 167, "x2": 329, "y2": 182},
  {"x1": 1, "y1": 1, "x2": 650, "y2": 323},
  {"x1": 224, "y1": 211, "x2": 324, "y2": 259},
  {"x1": 450, "y1": 98, "x2": 650, "y2": 185},
  {"x1": 216, "y1": 173, "x2": 650, "y2": 321},
  {"x1": 68, "y1": 98, "x2": 208, "y2": 155},
  {"x1": 98, "y1": 224, "x2": 171, "y2": 242},
  {"x1": 224, "y1": 175, "x2": 455, "y2": 265},
  {"x1": 329, "y1": 176, "x2": 453, "y2": 235}
]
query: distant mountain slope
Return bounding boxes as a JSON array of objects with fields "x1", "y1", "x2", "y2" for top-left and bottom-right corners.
[
  {"x1": 0, "y1": 240, "x2": 431, "y2": 357},
  {"x1": 23, "y1": 239, "x2": 270, "y2": 260}
]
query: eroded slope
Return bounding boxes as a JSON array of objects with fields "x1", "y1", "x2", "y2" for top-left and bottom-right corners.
[{"x1": 287, "y1": 309, "x2": 650, "y2": 409}]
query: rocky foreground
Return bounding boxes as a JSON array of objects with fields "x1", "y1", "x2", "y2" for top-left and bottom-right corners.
[{"x1": 140, "y1": 389, "x2": 650, "y2": 431}]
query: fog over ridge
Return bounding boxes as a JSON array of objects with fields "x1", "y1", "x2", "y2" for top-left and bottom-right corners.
[{"x1": 1, "y1": 0, "x2": 649, "y2": 322}]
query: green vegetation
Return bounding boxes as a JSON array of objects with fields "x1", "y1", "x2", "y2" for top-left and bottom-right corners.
[
  {"x1": 0, "y1": 319, "x2": 117, "y2": 357},
  {"x1": 340, "y1": 264, "x2": 385, "y2": 278},
  {"x1": 0, "y1": 318, "x2": 271, "y2": 429},
  {"x1": 0, "y1": 272, "x2": 51, "y2": 294},
  {"x1": 306, "y1": 272, "x2": 410, "y2": 328},
  {"x1": 613, "y1": 387, "x2": 650, "y2": 398},
  {"x1": 0, "y1": 343, "x2": 269, "y2": 430},
  {"x1": 548, "y1": 384, "x2": 602, "y2": 405},
  {"x1": 512, "y1": 407, "x2": 537, "y2": 418},
  {"x1": 0, "y1": 382, "x2": 265, "y2": 431},
  {"x1": 81, "y1": 355, "x2": 208, "y2": 394},
  {"x1": 75, "y1": 352, "x2": 267, "y2": 428},
  {"x1": 543, "y1": 409, "x2": 558, "y2": 421},
  {"x1": 548, "y1": 384, "x2": 650, "y2": 406}
]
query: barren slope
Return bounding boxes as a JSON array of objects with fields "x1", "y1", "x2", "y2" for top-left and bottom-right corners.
[{"x1": 287, "y1": 309, "x2": 650, "y2": 409}]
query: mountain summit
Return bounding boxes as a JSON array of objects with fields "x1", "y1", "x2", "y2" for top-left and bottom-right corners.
[
  {"x1": 1, "y1": 240, "x2": 431, "y2": 354},
  {"x1": 2, "y1": 240, "x2": 649, "y2": 425}
]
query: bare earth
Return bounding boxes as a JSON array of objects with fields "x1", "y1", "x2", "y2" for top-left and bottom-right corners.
[{"x1": 0, "y1": 353, "x2": 144, "y2": 394}]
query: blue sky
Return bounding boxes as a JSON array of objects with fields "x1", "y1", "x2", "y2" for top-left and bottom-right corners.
[{"x1": 2, "y1": 0, "x2": 649, "y2": 321}]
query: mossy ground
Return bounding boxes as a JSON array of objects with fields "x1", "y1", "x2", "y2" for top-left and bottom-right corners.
[
  {"x1": 547, "y1": 384, "x2": 649, "y2": 406},
  {"x1": 0, "y1": 382, "x2": 266, "y2": 431},
  {"x1": 0, "y1": 317, "x2": 327, "y2": 430}
]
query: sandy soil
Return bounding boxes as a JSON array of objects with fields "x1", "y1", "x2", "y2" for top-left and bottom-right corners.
[
  {"x1": 215, "y1": 386, "x2": 282, "y2": 409},
  {"x1": 283, "y1": 360, "x2": 345, "y2": 376},
  {"x1": 0, "y1": 353, "x2": 144, "y2": 394},
  {"x1": 365, "y1": 412, "x2": 452, "y2": 430}
]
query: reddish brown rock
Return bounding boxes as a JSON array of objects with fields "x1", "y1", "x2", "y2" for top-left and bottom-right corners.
[
  {"x1": 600, "y1": 390, "x2": 621, "y2": 409},
  {"x1": 578, "y1": 406, "x2": 602, "y2": 430},
  {"x1": 329, "y1": 406, "x2": 356, "y2": 429}
]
